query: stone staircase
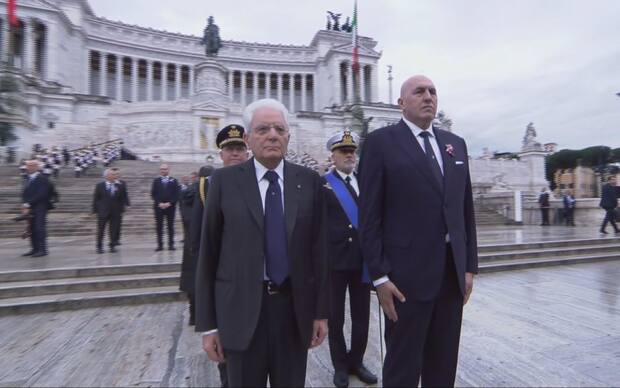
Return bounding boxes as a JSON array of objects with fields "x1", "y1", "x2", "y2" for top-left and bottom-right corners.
[
  {"x1": 0, "y1": 160, "x2": 202, "y2": 238},
  {"x1": 474, "y1": 205, "x2": 516, "y2": 225},
  {"x1": 1, "y1": 236, "x2": 619, "y2": 316}
]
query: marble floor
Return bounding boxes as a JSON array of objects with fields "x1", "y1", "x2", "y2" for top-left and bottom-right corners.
[
  {"x1": 1, "y1": 225, "x2": 615, "y2": 272},
  {"x1": 0, "y1": 260, "x2": 618, "y2": 387}
]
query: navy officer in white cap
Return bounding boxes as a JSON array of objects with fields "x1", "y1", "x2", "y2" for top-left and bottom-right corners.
[{"x1": 323, "y1": 130, "x2": 377, "y2": 388}]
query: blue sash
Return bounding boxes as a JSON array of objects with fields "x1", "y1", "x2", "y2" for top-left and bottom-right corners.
[{"x1": 325, "y1": 171, "x2": 370, "y2": 284}]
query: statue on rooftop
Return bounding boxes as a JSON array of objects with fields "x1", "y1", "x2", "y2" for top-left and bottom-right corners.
[{"x1": 201, "y1": 16, "x2": 222, "y2": 57}]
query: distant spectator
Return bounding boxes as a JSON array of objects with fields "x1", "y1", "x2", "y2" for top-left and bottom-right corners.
[
  {"x1": 599, "y1": 176, "x2": 619, "y2": 234},
  {"x1": 563, "y1": 190, "x2": 576, "y2": 226},
  {"x1": 538, "y1": 187, "x2": 550, "y2": 226}
]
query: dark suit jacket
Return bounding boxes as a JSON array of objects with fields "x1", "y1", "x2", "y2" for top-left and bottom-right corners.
[
  {"x1": 22, "y1": 174, "x2": 53, "y2": 213},
  {"x1": 179, "y1": 185, "x2": 195, "y2": 222},
  {"x1": 538, "y1": 192, "x2": 550, "y2": 208},
  {"x1": 600, "y1": 183, "x2": 618, "y2": 209},
  {"x1": 151, "y1": 176, "x2": 179, "y2": 207},
  {"x1": 195, "y1": 158, "x2": 328, "y2": 351},
  {"x1": 322, "y1": 171, "x2": 363, "y2": 271},
  {"x1": 92, "y1": 181, "x2": 129, "y2": 217},
  {"x1": 358, "y1": 120, "x2": 478, "y2": 302},
  {"x1": 189, "y1": 179, "x2": 209, "y2": 259}
]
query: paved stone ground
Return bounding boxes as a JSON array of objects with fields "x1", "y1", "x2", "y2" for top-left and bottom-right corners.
[
  {"x1": 1, "y1": 225, "x2": 619, "y2": 386},
  {"x1": 0, "y1": 260, "x2": 618, "y2": 387}
]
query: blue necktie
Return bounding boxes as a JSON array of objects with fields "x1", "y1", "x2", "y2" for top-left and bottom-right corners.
[
  {"x1": 419, "y1": 131, "x2": 444, "y2": 191},
  {"x1": 263, "y1": 170, "x2": 289, "y2": 285}
]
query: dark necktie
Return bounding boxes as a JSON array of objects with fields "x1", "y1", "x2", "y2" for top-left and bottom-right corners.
[
  {"x1": 263, "y1": 170, "x2": 289, "y2": 285},
  {"x1": 344, "y1": 175, "x2": 359, "y2": 202},
  {"x1": 419, "y1": 131, "x2": 444, "y2": 191}
]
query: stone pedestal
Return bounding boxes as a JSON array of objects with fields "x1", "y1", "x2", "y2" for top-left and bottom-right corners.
[
  {"x1": 191, "y1": 59, "x2": 230, "y2": 160},
  {"x1": 518, "y1": 150, "x2": 549, "y2": 194}
]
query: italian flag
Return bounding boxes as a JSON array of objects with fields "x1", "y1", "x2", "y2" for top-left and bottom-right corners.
[
  {"x1": 7, "y1": 0, "x2": 18, "y2": 27},
  {"x1": 351, "y1": 0, "x2": 359, "y2": 74}
]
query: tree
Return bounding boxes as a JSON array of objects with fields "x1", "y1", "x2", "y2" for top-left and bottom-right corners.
[
  {"x1": 435, "y1": 110, "x2": 453, "y2": 131},
  {"x1": 0, "y1": 122, "x2": 17, "y2": 146}
]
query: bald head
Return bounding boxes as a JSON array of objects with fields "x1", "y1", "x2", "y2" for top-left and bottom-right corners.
[{"x1": 398, "y1": 75, "x2": 438, "y2": 129}]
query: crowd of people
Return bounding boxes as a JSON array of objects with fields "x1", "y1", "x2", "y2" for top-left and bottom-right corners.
[{"x1": 19, "y1": 141, "x2": 123, "y2": 180}]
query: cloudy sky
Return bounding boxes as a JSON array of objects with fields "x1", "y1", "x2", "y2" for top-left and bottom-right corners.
[{"x1": 89, "y1": 0, "x2": 620, "y2": 155}]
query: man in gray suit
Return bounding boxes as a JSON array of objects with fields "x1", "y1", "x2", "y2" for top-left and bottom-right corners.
[{"x1": 195, "y1": 98, "x2": 328, "y2": 387}]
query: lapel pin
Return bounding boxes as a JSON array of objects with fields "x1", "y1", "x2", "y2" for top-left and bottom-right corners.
[{"x1": 297, "y1": 184, "x2": 302, "y2": 189}]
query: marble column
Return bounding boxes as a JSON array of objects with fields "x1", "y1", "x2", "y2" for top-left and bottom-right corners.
[
  {"x1": 99, "y1": 53, "x2": 108, "y2": 97},
  {"x1": 301, "y1": 74, "x2": 307, "y2": 111},
  {"x1": 371, "y1": 65, "x2": 378, "y2": 103},
  {"x1": 85, "y1": 51, "x2": 92, "y2": 95},
  {"x1": 289, "y1": 74, "x2": 295, "y2": 112},
  {"x1": 240, "y1": 71, "x2": 247, "y2": 107},
  {"x1": 188, "y1": 66, "x2": 195, "y2": 96},
  {"x1": 131, "y1": 57, "x2": 138, "y2": 102},
  {"x1": 0, "y1": 18, "x2": 9, "y2": 63},
  {"x1": 277, "y1": 73, "x2": 283, "y2": 102},
  {"x1": 162, "y1": 63, "x2": 168, "y2": 101},
  {"x1": 265, "y1": 72, "x2": 272, "y2": 99},
  {"x1": 346, "y1": 63, "x2": 353, "y2": 104},
  {"x1": 360, "y1": 65, "x2": 366, "y2": 103},
  {"x1": 23, "y1": 19, "x2": 35, "y2": 73},
  {"x1": 115, "y1": 55, "x2": 123, "y2": 101},
  {"x1": 146, "y1": 60, "x2": 153, "y2": 101},
  {"x1": 175, "y1": 64, "x2": 181, "y2": 100},
  {"x1": 253, "y1": 72, "x2": 259, "y2": 102},
  {"x1": 228, "y1": 71, "x2": 234, "y2": 102}
]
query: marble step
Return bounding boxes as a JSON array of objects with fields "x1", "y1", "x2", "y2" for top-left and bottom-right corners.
[
  {"x1": 0, "y1": 263, "x2": 181, "y2": 282},
  {"x1": 0, "y1": 286, "x2": 183, "y2": 316},
  {"x1": 0, "y1": 272, "x2": 180, "y2": 299},
  {"x1": 478, "y1": 237, "x2": 620, "y2": 253},
  {"x1": 479, "y1": 243, "x2": 620, "y2": 262},
  {"x1": 479, "y1": 251, "x2": 620, "y2": 273}
]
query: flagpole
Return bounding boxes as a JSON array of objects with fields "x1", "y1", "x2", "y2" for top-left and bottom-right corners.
[{"x1": 351, "y1": 0, "x2": 360, "y2": 104}]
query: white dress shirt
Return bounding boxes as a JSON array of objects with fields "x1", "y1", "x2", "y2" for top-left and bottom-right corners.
[
  {"x1": 402, "y1": 116, "x2": 444, "y2": 174},
  {"x1": 335, "y1": 169, "x2": 359, "y2": 196}
]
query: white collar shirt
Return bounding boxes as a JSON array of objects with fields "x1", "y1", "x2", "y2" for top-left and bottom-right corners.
[
  {"x1": 254, "y1": 158, "x2": 285, "y2": 212},
  {"x1": 402, "y1": 116, "x2": 444, "y2": 175},
  {"x1": 335, "y1": 169, "x2": 359, "y2": 196}
]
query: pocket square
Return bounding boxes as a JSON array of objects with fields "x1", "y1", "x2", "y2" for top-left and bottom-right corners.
[{"x1": 455, "y1": 161, "x2": 464, "y2": 165}]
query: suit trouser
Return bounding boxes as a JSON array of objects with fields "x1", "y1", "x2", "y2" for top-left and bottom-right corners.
[
  {"x1": 601, "y1": 208, "x2": 619, "y2": 231},
  {"x1": 29, "y1": 210, "x2": 48, "y2": 253},
  {"x1": 114, "y1": 214, "x2": 123, "y2": 244},
  {"x1": 225, "y1": 285, "x2": 307, "y2": 387},
  {"x1": 383, "y1": 247, "x2": 463, "y2": 387},
  {"x1": 540, "y1": 208, "x2": 549, "y2": 225},
  {"x1": 328, "y1": 269, "x2": 371, "y2": 372},
  {"x1": 155, "y1": 206, "x2": 175, "y2": 248},
  {"x1": 97, "y1": 213, "x2": 120, "y2": 248},
  {"x1": 565, "y1": 208, "x2": 575, "y2": 226}
]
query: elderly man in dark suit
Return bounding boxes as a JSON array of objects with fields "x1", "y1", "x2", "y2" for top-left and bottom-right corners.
[
  {"x1": 92, "y1": 168, "x2": 130, "y2": 253},
  {"x1": 599, "y1": 175, "x2": 619, "y2": 234},
  {"x1": 21, "y1": 160, "x2": 54, "y2": 257},
  {"x1": 323, "y1": 130, "x2": 377, "y2": 388},
  {"x1": 195, "y1": 99, "x2": 328, "y2": 387},
  {"x1": 151, "y1": 164, "x2": 180, "y2": 251},
  {"x1": 358, "y1": 75, "x2": 478, "y2": 387}
]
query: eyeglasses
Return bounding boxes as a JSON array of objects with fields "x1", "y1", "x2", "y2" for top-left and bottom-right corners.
[{"x1": 253, "y1": 124, "x2": 288, "y2": 135}]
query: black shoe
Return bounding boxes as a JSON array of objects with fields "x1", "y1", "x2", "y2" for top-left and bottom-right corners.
[
  {"x1": 116, "y1": 242, "x2": 122, "y2": 246},
  {"x1": 97, "y1": 248, "x2": 104, "y2": 254},
  {"x1": 169, "y1": 246, "x2": 176, "y2": 251},
  {"x1": 350, "y1": 364, "x2": 378, "y2": 385},
  {"x1": 333, "y1": 370, "x2": 349, "y2": 388},
  {"x1": 32, "y1": 251, "x2": 48, "y2": 258},
  {"x1": 600, "y1": 230, "x2": 608, "y2": 234},
  {"x1": 109, "y1": 247, "x2": 117, "y2": 253},
  {"x1": 155, "y1": 247, "x2": 164, "y2": 252},
  {"x1": 188, "y1": 315, "x2": 195, "y2": 326},
  {"x1": 21, "y1": 250, "x2": 36, "y2": 257}
]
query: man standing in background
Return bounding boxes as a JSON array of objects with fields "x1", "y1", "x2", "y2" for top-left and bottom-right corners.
[{"x1": 151, "y1": 164, "x2": 179, "y2": 251}]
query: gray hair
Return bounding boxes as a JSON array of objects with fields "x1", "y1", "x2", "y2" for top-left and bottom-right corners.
[
  {"x1": 242, "y1": 98, "x2": 290, "y2": 132},
  {"x1": 103, "y1": 168, "x2": 113, "y2": 178}
]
